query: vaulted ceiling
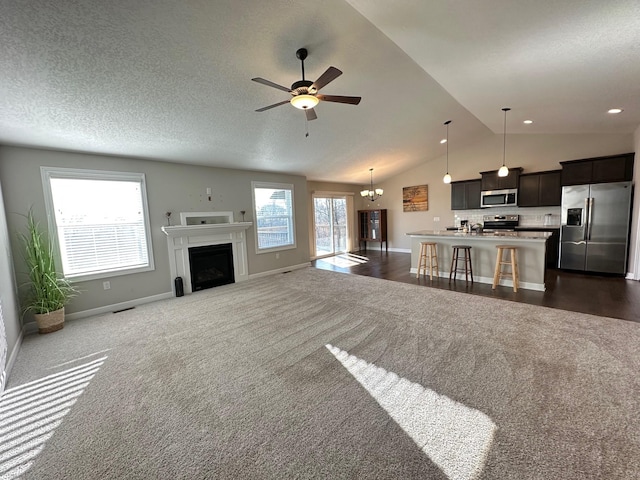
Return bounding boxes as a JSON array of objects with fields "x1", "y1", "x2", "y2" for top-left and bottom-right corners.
[{"x1": 1, "y1": 0, "x2": 638, "y2": 185}]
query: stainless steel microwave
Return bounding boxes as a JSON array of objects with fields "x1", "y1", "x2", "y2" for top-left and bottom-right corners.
[{"x1": 481, "y1": 188, "x2": 518, "y2": 208}]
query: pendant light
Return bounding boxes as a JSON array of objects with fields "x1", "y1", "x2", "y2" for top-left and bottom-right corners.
[
  {"x1": 360, "y1": 168, "x2": 383, "y2": 202},
  {"x1": 498, "y1": 107, "x2": 510, "y2": 177},
  {"x1": 443, "y1": 120, "x2": 452, "y2": 184}
]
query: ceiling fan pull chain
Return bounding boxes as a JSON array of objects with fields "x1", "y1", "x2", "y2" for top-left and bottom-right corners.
[{"x1": 305, "y1": 116, "x2": 309, "y2": 137}]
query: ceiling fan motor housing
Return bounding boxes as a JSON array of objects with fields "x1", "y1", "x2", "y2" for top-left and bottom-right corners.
[{"x1": 291, "y1": 79, "x2": 314, "y2": 95}]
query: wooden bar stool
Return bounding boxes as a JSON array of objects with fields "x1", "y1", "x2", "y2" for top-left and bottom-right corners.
[
  {"x1": 449, "y1": 245, "x2": 473, "y2": 283},
  {"x1": 493, "y1": 245, "x2": 520, "y2": 292},
  {"x1": 416, "y1": 242, "x2": 439, "y2": 280}
]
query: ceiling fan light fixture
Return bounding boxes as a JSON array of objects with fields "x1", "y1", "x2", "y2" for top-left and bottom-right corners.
[{"x1": 290, "y1": 94, "x2": 319, "y2": 110}]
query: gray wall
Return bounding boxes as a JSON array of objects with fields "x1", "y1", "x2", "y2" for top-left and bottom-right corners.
[
  {"x1": 0, "y1": 146, "x2": 310, "y2": 317},
  {"x1": 0, "y1": 175, "x2": 22, "y2": 392}
]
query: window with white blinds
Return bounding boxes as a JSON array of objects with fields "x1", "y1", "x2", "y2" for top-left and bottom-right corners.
[
  {"x1": 252, "y1": 181, "x2": 296, "y2": 253},
  {"x1": 41, "y1": 167, "x2": 154, "y2": 280}
]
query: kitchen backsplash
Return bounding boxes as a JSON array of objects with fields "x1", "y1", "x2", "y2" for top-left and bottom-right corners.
[{"x1": 453, "y1": 206, "x2": 561, "y2": 228}]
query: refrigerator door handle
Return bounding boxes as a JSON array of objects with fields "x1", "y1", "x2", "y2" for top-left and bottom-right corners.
[
  {"x1": 583, "y1": 197, "x2": 589, "y2": 241},
  {"x1": 587, "y1": 197, "x2": 594, "y2": 241}
]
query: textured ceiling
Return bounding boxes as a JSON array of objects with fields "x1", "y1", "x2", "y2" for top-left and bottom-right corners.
[{"x1": 0, "y1": 0, "x2": 638, "y2": 185}]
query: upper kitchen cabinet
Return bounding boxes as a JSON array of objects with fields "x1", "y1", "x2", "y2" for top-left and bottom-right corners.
[
  {"x1": 451, "y1": 179, "x2": 481, "y2": 210},
  {"x1": 560, "y1": 153, "x2": 634, "y2": 186},
  {"x1": 480, "y1": 167, "x2": 522, "y2": 191},
  {"x1": 518, "y1": 170, "x2": 562, "y2": 207}
]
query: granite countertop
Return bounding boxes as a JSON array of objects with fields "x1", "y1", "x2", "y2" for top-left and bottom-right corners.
[{"x1": 406, "y1": 230, "x2": 552, "y2": 240}]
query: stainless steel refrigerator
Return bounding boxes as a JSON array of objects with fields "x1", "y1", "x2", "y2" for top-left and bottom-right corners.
[{"x1": 559, "y1": 181, "x2": 632, "y2": 274}]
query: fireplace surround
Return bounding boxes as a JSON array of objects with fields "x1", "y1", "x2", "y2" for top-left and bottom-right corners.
[{"x1": 161, "y1": 212, "x2": 252, "y2": 295}]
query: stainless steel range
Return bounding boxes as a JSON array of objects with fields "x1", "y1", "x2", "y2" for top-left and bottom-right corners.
[{"x1": 482, "y1": 214, "x2": 519, "y2": 232}]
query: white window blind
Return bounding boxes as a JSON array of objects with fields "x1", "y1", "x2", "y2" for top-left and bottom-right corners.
[
  {"x1": 252, "y1": 182, "x2": 296, "y2": 252},
  {"x1": 42, "y1": 168, "x2": 154, "y2": 280}
]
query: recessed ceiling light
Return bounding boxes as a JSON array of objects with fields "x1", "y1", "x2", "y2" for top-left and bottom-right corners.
[
  {"x1": 440, "y1": 139, "x2": 447, "y2": 144},
  {"x1": 523, "y1": 120, "x2": 533, "y2": 124},
  {"x1": 608, "y1": 108, "x2": 623, "y2": 114}
]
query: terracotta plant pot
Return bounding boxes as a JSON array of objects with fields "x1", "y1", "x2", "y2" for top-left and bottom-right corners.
[{"x1": 34, "y1": 307, "x2": 65, "y2": 334}]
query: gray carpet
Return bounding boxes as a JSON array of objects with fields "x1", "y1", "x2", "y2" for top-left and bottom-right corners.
[{"x1": 3, "y1": 267, "x2": 640, "y2": 479}]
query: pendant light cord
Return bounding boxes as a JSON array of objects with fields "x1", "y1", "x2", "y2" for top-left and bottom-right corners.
[
  {"x1": 502, "y1": 108, "x2": 510, "y2": 166},
  {"x1": 445, "y1": 120, "x2": 451, "y2": 172}
]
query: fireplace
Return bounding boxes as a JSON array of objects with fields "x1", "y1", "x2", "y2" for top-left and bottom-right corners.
[
  {"x1": 189, "y1": 243, "x2": 234, "y2": 291},
  {"x1": 161, "y1": 212, "x2": 252, "y2": 295}
]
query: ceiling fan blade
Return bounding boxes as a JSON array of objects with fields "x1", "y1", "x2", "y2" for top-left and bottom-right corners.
[
  {"x1": 251, "y1": 77, "x2": 292, "y2": 93},
  {"x1": 310, "y1": 67, "x2": 342, "y2": 92},
  {"x1": 316, "y1": 94, "x2": 361, "y2": 105},
  {"x1": 305, "y1": 108, "x2": 317, "y2": 121},
  {"x1": 255, "y1": 99, "x2": 291, "y2": 112}
]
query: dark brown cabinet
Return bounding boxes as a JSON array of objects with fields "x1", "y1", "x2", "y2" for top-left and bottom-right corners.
[
  {"x1": 450, "y1": 179, "x2": 481, "y2": 210},
  {"x1": 480, "y1": 167, "x2": 522, "y2": 191},
  {"x1": 358, "y1": 209, "x2": 387, "y2": 251},
  {"x1": 518, "y1": 170, "x2": 561, "y2": 207},
  {"x1": 561, "y1": 153, "x2": 634, "y2": 186}
]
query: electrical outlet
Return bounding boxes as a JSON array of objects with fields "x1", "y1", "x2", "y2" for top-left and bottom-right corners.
[
  {"x1": 275, "y1": 253, "x2": 280, "y2": 259},
  {"x1": 103, "y1": 281, "x2": 111, "y2": 290},
  {"x1": 434, "y1": 216, "x2": 440, "y2": 222}
]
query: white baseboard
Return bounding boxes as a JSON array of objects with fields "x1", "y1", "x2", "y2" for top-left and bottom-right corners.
[
  {"x1": 387, "y1": 247, "x2": 411, "y2": 253},
  {"x1": 66, "y1": 292, "x2": 175, "y2": 320},
  {"x1": 22, "y1": 291, "x2": 176, "y2": 334},
  {"x1": 248, "y1": 262, "x2": 311, "y2": 280},
  {"x1": 2, "y1": 330, "x2": 24, "y2": 392},
  {"x1": 22, "y1": 265, "x2": 312, "y2": 333}
]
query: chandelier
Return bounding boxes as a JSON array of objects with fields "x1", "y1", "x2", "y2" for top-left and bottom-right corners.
[{"x1": 360, "y1": 168, "x2": 383, "y2": 202}]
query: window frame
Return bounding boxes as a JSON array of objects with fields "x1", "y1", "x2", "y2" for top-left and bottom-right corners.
[
  {"x1": 251, "y1": 181, "x2": 296, "y2": 254},
  {"x1": 41, "y1": 166, "x2": 155, "y2": 282}
]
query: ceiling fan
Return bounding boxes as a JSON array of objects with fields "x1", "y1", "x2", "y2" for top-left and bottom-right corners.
[{"x1": 252, "y1": 48, "x2": 361, "y2": 122}]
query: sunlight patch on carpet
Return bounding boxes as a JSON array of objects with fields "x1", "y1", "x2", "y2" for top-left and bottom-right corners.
[
  {"x1": 0, "y1": 356, "x2": 106, "y2": 479},
  {"x1": 326, "y1": 344, "x2": 496, "y2": 480}
]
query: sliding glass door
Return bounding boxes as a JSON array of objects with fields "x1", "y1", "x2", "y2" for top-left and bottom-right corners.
[{"x1": 313, "y1": 195, "x2": 349, "y2": 258}]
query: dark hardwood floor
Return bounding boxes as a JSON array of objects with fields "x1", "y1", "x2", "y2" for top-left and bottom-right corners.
[{"x1": 312, "y1": 250, "x2": 640, "y2": 323}]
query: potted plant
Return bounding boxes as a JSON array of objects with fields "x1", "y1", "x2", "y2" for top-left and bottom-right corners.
[{"x1": 18, "y1": 209, "x2": 77, "y2": 333}]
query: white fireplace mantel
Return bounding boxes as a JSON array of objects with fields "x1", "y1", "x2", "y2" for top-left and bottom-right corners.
[
  {"x1": 162, "y1": 222, "x2": 252, "y2": 238},
  {"x1": 161, "y1": 222, "x2": 253, "y2": 295}
]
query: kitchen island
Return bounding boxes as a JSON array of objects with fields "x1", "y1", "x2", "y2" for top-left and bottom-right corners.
[{"x1": 407, "y1": 230, "x2": 552, "y2": 291}]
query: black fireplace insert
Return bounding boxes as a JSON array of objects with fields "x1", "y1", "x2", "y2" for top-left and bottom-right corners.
[{"x1": 188, "y1": 243, "x2": 235, "y2": 291}]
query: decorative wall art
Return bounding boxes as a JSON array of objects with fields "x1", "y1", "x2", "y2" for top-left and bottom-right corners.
[{"x1": 403, "y1": 185, "x2": 428, "y2": 212}]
